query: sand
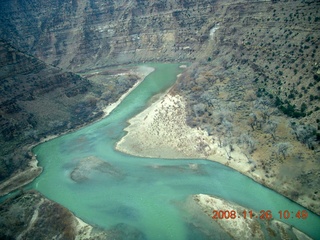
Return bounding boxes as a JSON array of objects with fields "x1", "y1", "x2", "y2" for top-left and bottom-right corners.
[
  {"x1": 74, "y1": 217, "x2": 108, "y2": 240},
  {"x1": 116, "y1": 92, "x2": 201, "y2": 158}
]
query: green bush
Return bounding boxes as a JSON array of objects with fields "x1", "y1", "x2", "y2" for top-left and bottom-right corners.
[
  {"x1": 310, "y1": 95, "x2": 314, "y2": 101},
  {"x1": 301, "y1": 103, "x2": 307, "y2": 112},
  {"x1": 275, "y1": 97, "x2": 306, "y2": 118}
]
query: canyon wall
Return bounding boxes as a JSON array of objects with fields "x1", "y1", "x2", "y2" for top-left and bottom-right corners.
[
  {"x1": 0, "y1": 0, "x2": 219, "y2": 71},
  {"x1": 0, "y1": 39, "x2": 96, "y2": 183}
]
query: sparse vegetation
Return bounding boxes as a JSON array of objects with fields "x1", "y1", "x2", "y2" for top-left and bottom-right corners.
[{"x1": 173, "y1": 0, "x2": 320, "y2": 215}]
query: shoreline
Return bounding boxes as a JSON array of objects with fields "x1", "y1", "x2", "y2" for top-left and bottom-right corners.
[
  {"x1": 0, "y1": 65, "x2": 155, "y2": 198},
  {"x1": 115, "y1": 89, "x2": 320, "y2": 216},
  {"x1": 0, "y1": 156, "x2": 42, "y2": 196},
  {"x1": 101, "y1": 66, "x2": 155, "y2": 118}
]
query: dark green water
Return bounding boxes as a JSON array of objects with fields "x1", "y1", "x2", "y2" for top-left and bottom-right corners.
[{"x1": 30, "y1": 63, "x2": 319, "y2": 239}]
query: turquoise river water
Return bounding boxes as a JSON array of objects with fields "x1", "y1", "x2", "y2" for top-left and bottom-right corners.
[{"x1": 29, "y1": 63, "x2": 319, "y2": 239}]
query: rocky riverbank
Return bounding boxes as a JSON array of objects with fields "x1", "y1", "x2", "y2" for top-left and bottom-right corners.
[
  {"x1": 0, "y1": 157, "x2": 42, "y2": 196},
  {"x1": 0, "y1": 190, "x2": 110, "y2": 239}
]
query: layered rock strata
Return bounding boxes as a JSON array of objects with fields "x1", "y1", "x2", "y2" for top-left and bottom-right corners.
[{"x1": 0, "y1": 0, "x2": 217, "y2": 71}]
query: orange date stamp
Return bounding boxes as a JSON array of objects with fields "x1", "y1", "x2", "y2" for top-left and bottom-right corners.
[{"x1": 212, "y1": 210, "x2": 308, "y2": 220}]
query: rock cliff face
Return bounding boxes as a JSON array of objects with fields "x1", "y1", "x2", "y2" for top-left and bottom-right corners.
[
  {"x1": 0, "y1": 0, "x2": 216, "y2": 71},
  {"x1": 0, "y1": 39, "x2": 96, "y2": 182}
]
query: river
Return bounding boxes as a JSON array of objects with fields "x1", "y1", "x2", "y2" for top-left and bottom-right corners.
[{"x1": 30, "y1": 63, "x2": 319, "y2": 239}]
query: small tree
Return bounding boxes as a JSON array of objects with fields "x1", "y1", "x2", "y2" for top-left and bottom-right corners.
[
  {"x1": 239, "y1": 133, "x2": 256, "y2": 154},
  {"x1": 193, "y1": 103, "x2": 206, "y2": 117},
  {"x1": 276, "y1": 142, "x2": 291, "y2": 159},
  {"x1": 222, "y1": 120, "x2": 233, "y2": 137},
  {"x1": 248, "y1": 113, "x2": 257, "y2": 131},
  {"x1": 260, "y1": 108, "x2": 272, "y2": 123},
  {"x1": 215, "y1": 125, "x2": 225, "y2": 147},
  {"x1": 223, "y1": 138, "x2": 233, "y2": 160},
  {"x1": 264, "y1": 120, "x2": 278, "y2": 140},
  {"x1": 291, "y1": 124, "x2": 316, "y2": 149}
]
